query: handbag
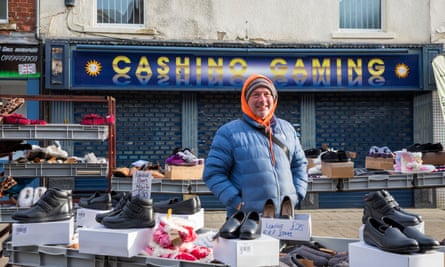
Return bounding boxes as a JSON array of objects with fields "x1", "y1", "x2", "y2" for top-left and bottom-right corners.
[{"x1": 241, "y1": 118, "x2": 290, "y2": 161}]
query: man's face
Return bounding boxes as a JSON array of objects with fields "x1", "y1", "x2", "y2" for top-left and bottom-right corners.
[{"x1": 247, "y1": 87, "x2": 274, "y2": 119}]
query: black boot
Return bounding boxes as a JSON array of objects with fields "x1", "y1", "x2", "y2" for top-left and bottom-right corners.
[
  {"x1": 95, "y1": 192, "x2": 131, "y2": 223},
  {"x1": 101, "y1": 196, "x2": 155, "y2": 229},
  {"x1": 12, "y1": 187, "x2": 73, "y2": 223},
  {"x1": 362, "y1": 190, "x2": 420, "y2": 226}
]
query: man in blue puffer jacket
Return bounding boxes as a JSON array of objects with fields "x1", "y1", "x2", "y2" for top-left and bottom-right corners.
[{"x1": 203, "y1": 73, "x2": 308, "y2": 218}]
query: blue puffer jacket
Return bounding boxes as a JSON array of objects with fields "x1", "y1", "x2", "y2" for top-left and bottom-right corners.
[{"x1": 203, "y1": 114, "x2": 308, "y2": 217}]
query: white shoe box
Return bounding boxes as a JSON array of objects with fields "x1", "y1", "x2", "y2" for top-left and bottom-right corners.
[
  {"x1": 213, "y1": 234, "x2": 279, "y2": 267},
  {"x1": 76, "y1": 208, "x2": 111, "y2": 228},
  {"x1": 12, "y1": 218, "x2": 74, "y2": 246},
  {"x1": 261, "y1": 213, "x2": 311, "y2": 241},
  {"x1": 78, "y1": 225, "x2": 153, "y2": 257},
  {"x1": 155, "y1": 208, "x2": 204, "y2": 230},
  {"x1": 349, "y1": 241, "x2": 444, "y2": 267}
]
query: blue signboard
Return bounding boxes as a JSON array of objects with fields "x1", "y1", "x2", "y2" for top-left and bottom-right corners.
[{"x1": 71, "y1": 49, "x2": 421, "y2": 91}]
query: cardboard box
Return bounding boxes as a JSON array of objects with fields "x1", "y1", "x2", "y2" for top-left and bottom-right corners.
[
  {"x1": 321, "y1": 161, "x2": 354, "y2": 178},
  {"x1": 12, "y1": 218, "x2": 74, "y2": 246},
  {"x1": 365, "y1": 156, "x2": 394, "y2": 170},
  {"x1": 213, "y1": 234, "x2": 279, "y2": 267},
  {"x1": 349, "y1": 241, "x2": 443, "y2": 267},
  {"x1": 76, "y1": 208, "x2": 112, "y2": 228},
  {"x1": 156, "y1": 208, "x2": 204, "y2": 230},
  {"x1": 165, "y1": 164, "x2": 204, "y2": 180},
  {"x1": 261, "y1": 213, "x2": 311, "y2": 241},
  {"x1": 422, "y1": 151, "x2": 445, "y2": 165},
  {"x1": 78, "y1": 225, "x2": 152, "y2": 257}
]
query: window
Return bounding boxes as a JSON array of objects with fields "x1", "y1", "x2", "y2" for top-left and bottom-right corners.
[
  {"x1": 340, "y1": 0, "x2": 381, "y2": 30},
  {"x1": 97, "y1": 0, "x2": 144, "y2": 25},
  {"x1": 0, "y1": 0, "x2": 7, "y2": 24}
]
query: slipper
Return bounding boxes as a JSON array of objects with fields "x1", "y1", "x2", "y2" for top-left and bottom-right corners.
[
  {"x1": 32, "y1": 186, "x2": 47, "y2": 205},
  {"x1": 0, "y1": 176, "x2": 18, "y2": 197},
  {"x1": 18, "y1": 186, "x2": 34, "y2": 208},
  {"x1": 2, "y1": 113, "x2": 31, "y2": 125},
  {"x1": 0, "y1": 97, "x2": 25, "y2": 115},
  {"x1": 112, "y1": 167, "x2": 130, "y2": 177}
]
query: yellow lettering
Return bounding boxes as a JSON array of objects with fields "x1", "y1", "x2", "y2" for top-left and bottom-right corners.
[
  {"x1": 312, "y1": 58, "x2": 331, "y2": 86},
  {"x1": 112, "y1": 56, "x2": 131, "y2": 74},
  {"x1": 347, "y1": 58, "x2": 362, "y2": 86}
]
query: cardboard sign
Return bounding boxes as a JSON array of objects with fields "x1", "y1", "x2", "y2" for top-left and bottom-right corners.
[
  {"x1": 261, "y1": 214, "x2": 312, "y2": 241},
  {"x1": 131, "y1": 171, "x2": 152, "y2": 199}
]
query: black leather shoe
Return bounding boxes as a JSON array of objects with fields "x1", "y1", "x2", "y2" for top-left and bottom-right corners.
[
  {"x1": 239, "y1": 211, "x2": 261, "y2": 240},
  {"x1": 95, "y1": 192, "x2": 131, "y2": 223},
  {"x1": 110, "y1": 191, "x2": 126, "y2": 208},
  {"x1": 153, "y1": 196, "x2": 201, "y2": 214},
  {"x1": 219, "y1": 210, "x2": 246, "y2": 239},
  {"x1": 12, "y1": 187, "x2": 73, "y2": 223},
  {"x1": 101, "y1": 196, "x2": 155, "y2": 229},
  {"x1": 79, "y1": 192, "x2": 112, "y2": 210},
  {"x1": 363, "y1": 217, "x2": 419, "y2": 254},
  {"x1": 362, "y1": 190, "x2": 421, "y2": 226},
  {"x1": 382, "y1": 216, "x2": 440, "y2": 252},
  {"x1": 280, "y1": 196, "x2": 294, "y2": 219}
]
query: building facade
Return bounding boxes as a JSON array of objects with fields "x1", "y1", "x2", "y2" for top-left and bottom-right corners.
[{"x1": 2, "y1": 0, "x2": 445, "y2": 208}]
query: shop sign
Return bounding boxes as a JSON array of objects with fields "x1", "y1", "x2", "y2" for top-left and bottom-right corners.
[
  {"x1": 0, "y1": 45, "x2": 40, "y2": 78},
  {"x1": 71, "y1": 49, "x2": 420, "y2": 91}
]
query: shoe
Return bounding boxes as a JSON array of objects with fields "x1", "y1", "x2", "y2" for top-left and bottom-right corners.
[
  {"x1": 364, "y1": 217, "x2": 419, "y2": 254},
  {"x1": 280, "y1": 196, "x2": 294, "y2": 219},
  {"x1": 219, "y1": 210, "x2": 246, "y2": 239},
  {"x1": 32, "y1": 186, "x2": 47, "y2": 205},
  {"x1": 96, "y1": 192, "x2": 131, "y2": 223},
  {"x1": 286, "y1": 245, "x2": 331, "y2": 267},
  {"x1": 79, "y1": 192, "x2": 112, "y2": 210},
  {"x1": 362, "y1": 190, "x2": 421, "y2": 226},
  {"x1": 382, "y1": 216, "x2": 440, "y2": 252},
  {"x1": 153, "y1": 196, "x2": 201, "y2": 214},
  {"x1": 262, "y1": 199, "x2": 275, "y2": 218},
  {"x1": 239, "y1": 211, "x2": 262, "y2": 240},
  {"x1": 101, "y1": 196, "x2": 155, "y2": 229},
  {"x1": 0, "y1": 176, "x2": 17, "y2": 197},
  {"x1": 12, "y1": 187, "x2": 73, "y2": 223},
  {"x1": 17, "y1": 187, "x2": 34, "y2": 208},
  {"x1": 110, "y1": 191, "x2": 126, "y2": 208}
]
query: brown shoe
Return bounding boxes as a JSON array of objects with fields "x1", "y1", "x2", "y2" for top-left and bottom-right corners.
[
  {"x1": 262, "y1": 199, "x2": 275, "y2": 218},
  {"x1": 280, "y1": 196, "x2": 294, "y2": 219}
]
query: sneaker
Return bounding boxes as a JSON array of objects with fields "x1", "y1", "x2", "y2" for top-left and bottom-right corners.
[{"x1": 18, "y1": 187, "x2": 34, "y2": 208}]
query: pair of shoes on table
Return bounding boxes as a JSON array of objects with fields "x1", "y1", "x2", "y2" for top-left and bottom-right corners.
[
  {"x1": 320, "y1": 150, "x2": 349, "y2": 162},
  {"x1": 153, "y1": 196, "x2": 201, "y2": 214},
  {"x1": 12, "y1": 187, "x2": 73, "y2": 223},
  {"x1": 262, "y1": 196, "x2": 294, "y2": 219},
  {"x1": 281, "y1": 244, "x2": 334, "y2": 267},
  {"x1": 362, "y1": 190, "x2": 439, "y2": 253},
  {"x1": 97, "y1": 193, "x2": 155, "y2": 229},
  {"x1": 17, "y1": 186, "x2": 47, "y2": 208},
  {"x1": 406, "y1": 143, "x2": 443, "y2": 153},
  {"x1": 218, "y1": 210, "x2": 261, "y2": 240},
  {"x1": 363, "y1": 216, "x2": 439, "y2": 253}
]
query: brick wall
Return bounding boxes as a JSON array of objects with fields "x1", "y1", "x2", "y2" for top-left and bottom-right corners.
[
  {"x1": 71, "y1": 90, "x2": 413, "y2": 169},
  {"x1": 7, "y1": 0, "x2": 35, "y2": 32}
]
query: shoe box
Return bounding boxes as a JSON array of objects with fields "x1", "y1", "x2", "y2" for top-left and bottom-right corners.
[
  {"x1": 321, "y1": 161, "x2": 354, "y2": 178},
  {"x1": 12, "y1": 218, "x2": 74, "y2": 246},
  {"x1": 261, "y1": 213, "x2": 311, "y2": 241},
  {"x1": 422, "y1": 151, "x2": 445, "y2": 165},
  {"x1": 164, "y1": 163, "x2": 204, "y2": 180},
  {"x1": 155, "y1": 208, "x2": 204, "y2": 230},
  {"x1": 349, "y1": 241, "x2": 444, "y2": 267},
  {"x1": 212, "y1": 234, "x2": 279, "y2": 267},
  {"x1": 78, "y1": 225, "x2": 153, "y2": 257},
  {"x1": 76, "y1": 207, "x2": 112, "y2": 228},
  {"x1": 365, "y1": 156, "x2": 394, "y2": 170}
]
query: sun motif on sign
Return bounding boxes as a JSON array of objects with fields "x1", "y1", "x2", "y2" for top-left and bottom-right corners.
[
  {"x1": 85, "y1": 60, "x2": 102, "y2": 77},
  {"x1": 394, "y1": 63, "x2": 409, "y2": 79}
]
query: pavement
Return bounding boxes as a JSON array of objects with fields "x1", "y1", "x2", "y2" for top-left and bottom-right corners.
[{"x1": 204, "y1": 208, "x2": 445, "y2": 242}]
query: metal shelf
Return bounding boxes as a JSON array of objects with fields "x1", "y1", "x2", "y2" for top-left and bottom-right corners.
[
  {"x1": 112, "y1": 172, "x2": 445, "y2": 194},
  {"x1": 3, "y1": 163, "x2": 108, "y2": 178},
  {"x1": 0, "y1": 124, "x2": 109, "y2": 141}
]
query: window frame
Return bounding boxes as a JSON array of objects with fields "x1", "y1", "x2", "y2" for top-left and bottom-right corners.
[
  {"x1": 94, "y1": 0, "x2": 145, "y2": 28},
  {"x1": 0, "y1": 0, "x2": 8, "y2": 24},
  {"x1": 339, "y1": 0, "x2": 382, "y2": 31}
]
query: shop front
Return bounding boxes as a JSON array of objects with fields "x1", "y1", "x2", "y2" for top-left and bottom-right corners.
[{"x1": 44, "y1": 40, "x2": 443, "y2": 208}]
